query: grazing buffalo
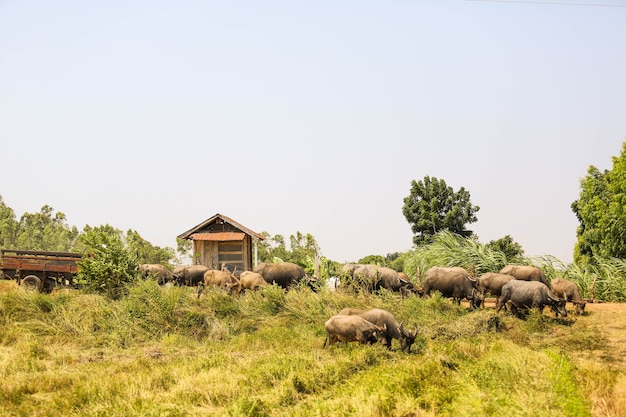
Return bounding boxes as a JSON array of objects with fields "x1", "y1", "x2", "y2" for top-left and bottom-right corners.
[
  {"x1": 422, "y1": 267, "x2": 483, "y2": 309},
  {"x1": 203, "y1": 269, "x2": 239, "y2": 293},
  {"x1": 323, "y1": 315, "x2": 386, "y2": 347},
  {"x1": 338, "y1": 308, "x2": 418, "y2": 353},
  {"x1": 497, "y1": 280, "x2": 567, "y2": 317},
  {"x1": 173, "y1": 265, "x2": 210, "y2": 287},
  {"x1": 349, "y1": 264, "x2": 406, "y2": 292},
  {"x1": 139, "y1": 264, "x2": 177, "y2": 285},
  {"x1": 236, "y1": 271, "x2": 267, "y2": 292},
  {"x1": 550, "y1": 277, "x2": 586, "y2": 315},
  {"x1": 253, "y1": 262, "x2": 306, "y2": 288},
  {"x1": 500, "y1": 265, "x2": 550, "y2": 287},
  {"x1": 478, "y1": 272, "x2": 515, "y2": 306}
]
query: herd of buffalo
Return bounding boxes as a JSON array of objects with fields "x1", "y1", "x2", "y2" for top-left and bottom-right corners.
[{"x1": 138, "y1": 261, "x2": 587, "y2": 352}]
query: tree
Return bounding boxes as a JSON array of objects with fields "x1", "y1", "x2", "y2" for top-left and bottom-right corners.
[
  {"x1": 76, "y1": 225, "x2": 138, "y2": 298},
  {"x1": 402, "y1": 176, "x2": 480, "y2": 245},
  {"x1": 126, "y1": 229, "x2": 176, "y2": 266},
  {"x1": 15, "y1": 205, "x2": 79, "y2": 252},
  {"x1": 572, "y1": 141, "x2": 626, "y2": 263},
  {"x1": 486, "y1": 235, "x2": 525, "y2": 263},
  {"x1": 257, "y1": 232, "x2": 289, "y2": 263},
  {"x1": 0, "y1": 195, "x2": 18, "y2": 249},
  {"x1": 358, "y1": 255, "x2": 387, "y2": 266}
]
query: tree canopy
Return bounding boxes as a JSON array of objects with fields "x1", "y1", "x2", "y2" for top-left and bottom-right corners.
[
  {"x1": 572, "y1": 141, "x2": 626, "y2": 264},
  {"x1": 402, "y1": 176, "x2": 480, "y2": 245}
]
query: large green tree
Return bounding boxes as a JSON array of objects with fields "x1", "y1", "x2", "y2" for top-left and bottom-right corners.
[
  {"x1": 16, "y1": 205, "x2": 79, "y2": 252},
  {"x1": 402, "y1": 176, "x2": 480, "y2": 245},
  {"x1": 572, "y1": 141, "x2": 626, "y2": 263},
  {"x1": 0, "y1": 196, "x2": 18, "y2": 249}
]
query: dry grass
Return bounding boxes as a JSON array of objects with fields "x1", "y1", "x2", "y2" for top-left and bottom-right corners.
[{"x1": 1, "y1": 279, "x2": 626, "y2": 416}]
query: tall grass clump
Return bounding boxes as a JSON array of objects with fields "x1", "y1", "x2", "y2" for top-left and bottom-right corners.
[
  {"x1": 404, "y1": 231, "x2": 508, "y2": 281},
  {"x1": 564, "y1": 258, "x2": 626, "y2": 301}
]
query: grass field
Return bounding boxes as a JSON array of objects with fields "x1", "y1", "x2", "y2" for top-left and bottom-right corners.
[{"x1": 1, "y1": 279, "x2": 625, "y2": 417}]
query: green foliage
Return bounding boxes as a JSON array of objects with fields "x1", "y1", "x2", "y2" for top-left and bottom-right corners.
[
  {"x1": 76, "y1": 225, "x2": 138, "y2": 298},
  {"x1": 15, "y1": 205, "x2": 80, "y2": 252},
  {"x1": 572, "y1": 141, "x2": 626, "y2": 263},
  {"x1": 402, "y1": 176, "x2": 480, "y2": 245},
  {"x1": 257, "y1": 231, "x2": 321, "y2": 276},
  {"x1": 358, "y1": 254, "x2": 387, "y2": 266},
  {"x1": 0, "y1": 199, "x2": 79, "y2": 252},
  {"x1": 0, "y1": 196, "x2": 18, "y2": 249},
  {"x1": 486, "y1": 235, "x2": 525, "y2": 262},
  {"x1": 126, "y1": 229, "x2": 176, "y2": 265}
]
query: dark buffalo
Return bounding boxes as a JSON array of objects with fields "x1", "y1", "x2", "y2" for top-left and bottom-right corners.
[
  {"x1": 139, "y1": 264, "x2": 177, "y2": 285},
  {"x1": 323, "y1": 315, "x2": 386, "y2": 347},
  {"x1": 253, "y1": 262, "x2": 306, "y2": 288},
  {"x1": 478, "y1": 272, "x2": 515, "y2": 306},
  {"x1": 550, "y1": 277, "x2": 586, "y2": 315},
  {"x1": 497, "y1": 280, "x2": 567, "y2": 317},
  {"x1": 173, "y1": 265, "x2": 210, "y2": 287},
  {"x1": 422, "y1": 266, "x2": 483, "y2": 309},
  {"x1": 338, "y1": 308, "x2": 418, "y2": 353},
  {"x1": 500, "y1": 264, "x2": 550, "y2": 287}
]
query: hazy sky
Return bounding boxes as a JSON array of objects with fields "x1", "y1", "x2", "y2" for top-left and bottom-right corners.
[{"x1": 1, "y1": 1, "x2": 625, "y2": 264}]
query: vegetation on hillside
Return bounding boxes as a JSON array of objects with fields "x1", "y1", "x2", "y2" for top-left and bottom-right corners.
[{"x1": 2, "y1": 279, "x2": 618, "y2": 416}]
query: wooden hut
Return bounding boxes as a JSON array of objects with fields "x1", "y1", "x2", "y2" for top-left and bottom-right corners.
[{"x1": 177, "y1": 214, "x2": 265, "y2": 273}]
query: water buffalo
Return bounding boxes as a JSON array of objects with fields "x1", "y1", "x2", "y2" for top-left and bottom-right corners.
[
  {"x1": 550, "y1": 277, "x2": 586, "y2": 315},
  {"x1": 497, "y1": 280, "x2": 567, "y2": 317},
  {"x1": 203, "y1": 269, "x2": 239, "y2": 293},
  {"x1": 422, "y1": 266, "x2": 483, "y2": 309},
  {"x1": 173, "y1": 265, "x2": 210, "y2": 287},
  {"x1": 338, "y1": 308, "x2": 418, "y2": 353},
  {"x1": 478, "y1": 272, "x2": 515, "y2": 306},
  {"x1": 500, "y1": 265, "x2": 550, "y2": 287},
  {"x1": 236, "y1": 271, "x2": 267, "y2": 292},
  {"x1": 253, "y1": 262, "x2": 306, "y2": 288},
  {"x1": 351, "y1": 265, "x2": 405, "y2": 292},
  {"x1": 323, "y1": 315, "x2": 386, "y2": 347},
  {"x1": 139, "y1": 264, "x2": 177, "y2": 285}
]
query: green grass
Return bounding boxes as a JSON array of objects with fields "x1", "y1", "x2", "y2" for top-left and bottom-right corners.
[{"x1": 0, "y1": 279, "x2": 616, "y2": 416}]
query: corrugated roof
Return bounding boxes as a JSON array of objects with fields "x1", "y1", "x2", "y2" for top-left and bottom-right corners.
[
  {"x1": 191, "y1": 232, "x2": 245, "y2": 241},
  {"x1": 178, "y1": 213, "x2": 265, "y2": 241}
]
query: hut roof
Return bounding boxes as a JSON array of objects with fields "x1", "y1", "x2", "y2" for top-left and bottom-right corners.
[{"x1": 177, "y1": 213, "x2": 265, "y2": 241}]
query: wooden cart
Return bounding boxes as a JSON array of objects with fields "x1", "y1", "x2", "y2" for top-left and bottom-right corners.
[{"x1": 0, "y1": 249, "x2": 82, "y2": 292}]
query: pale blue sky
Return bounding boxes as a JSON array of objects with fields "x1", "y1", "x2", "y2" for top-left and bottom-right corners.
[{"x1": 1, "y1": 0, "x2": 625, "y2": 263}]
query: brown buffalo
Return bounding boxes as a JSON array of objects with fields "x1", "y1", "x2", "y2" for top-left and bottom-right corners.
[
  {"x1": 550, "y1": 277, "x2": 586, "y2": 315},
  {"x1": 338, "y1": 308, "x2": 418, "y2": 352},
  {"x1": 139, "y1": 264, "x2": 177, "y2": 285},
  {"x1": 203, "y1": 269, "x2": 239, "y2": 293},
  {"x1": 478, "y1": 272, "x2": 515, "y2": 306},
  {"x1": 422, "y1": 266, "x2": 482, "y2": 309},
  {"x1": 500, "y1": 265, "x2": 550, "y2": 287},
  {"x1": 236, "y1": 271, "x2": 267, "y2": 292},
  {"x1": 323, "y1": 315, "x2": 386, "y2": 347}
]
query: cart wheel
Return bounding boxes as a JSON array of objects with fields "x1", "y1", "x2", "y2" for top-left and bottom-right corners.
[{"x1": 22, "y1": 275, "x2": 41, "y2": 291}]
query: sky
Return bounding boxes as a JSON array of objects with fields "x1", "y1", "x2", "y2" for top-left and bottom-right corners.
[{"x1": 1, "y1": 0, "x2": 625, "y2": 264}]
